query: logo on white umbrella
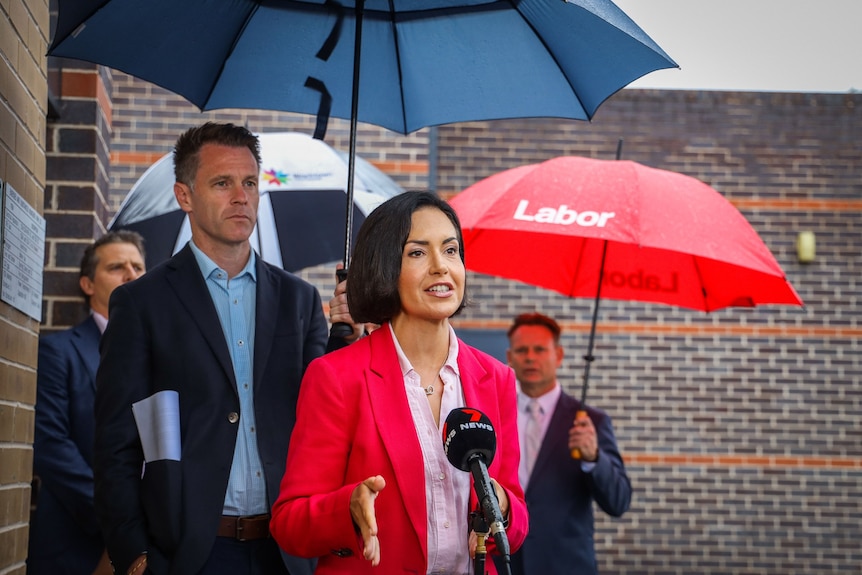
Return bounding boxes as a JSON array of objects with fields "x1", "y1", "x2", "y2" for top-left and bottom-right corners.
[
  {"x1": 263, "y1": 169, "x2": 289, "y2": 185},
  {"x1": 263, "y1": 167, "x2": 339, "y2": 189}
]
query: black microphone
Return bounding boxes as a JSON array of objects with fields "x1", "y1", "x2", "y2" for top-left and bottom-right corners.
[{"x1": 442, "y1": 407, "x2": 510, "y2": 558}]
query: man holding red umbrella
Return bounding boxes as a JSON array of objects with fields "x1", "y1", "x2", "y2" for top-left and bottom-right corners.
[{"x1": 504, "y1": 312, "x2": 631, "y2": 575}]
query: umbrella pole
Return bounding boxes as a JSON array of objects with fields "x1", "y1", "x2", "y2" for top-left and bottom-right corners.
[
  {"x1": 576, "y1": 138, "x2": 622, "y2": 390},
  {"x1": 580, "y1": 239, "x2": 608, "y2": 403},
  {"x1": 343, "y1": 0, "x2": 364, "y2": 268},
  {"x1": 331, "y1": 0, "x2": 365, "y2": 339},
  {"x1": 571, "y1": 239, "x2": 608, "y2": 459},
  {"x1": 572, "y1": 139, "x2": 622, "y2": 458}
]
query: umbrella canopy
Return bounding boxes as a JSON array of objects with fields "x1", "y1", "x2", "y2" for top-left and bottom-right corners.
[
  {"x1": 49, "y1": 0, "x2": 677, "y2": 135},
  {"x1": 52, "y1": 0, "x2": 676, "y2": 336},
  {"x1": 110, "y1": 132, "x2": 404, "y2": 272},
  {"x1": 451, "y1": 156, "x2": 803, "y2": 312},
  {"x1": 451, "y1": 155, "x2": 803, "y2": 432}
]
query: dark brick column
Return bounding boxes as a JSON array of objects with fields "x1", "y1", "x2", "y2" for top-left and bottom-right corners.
[{"x1": 43, "y1": 60, "x2": 113, "y2": 331}]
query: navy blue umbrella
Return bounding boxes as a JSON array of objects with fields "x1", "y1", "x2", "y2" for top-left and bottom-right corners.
[
  {"x1": 49, "y1": 1, "x2": 676, "y2": 135},
  {"x1": 50, "y1": 0, "x2": 676, "y2": 336}
]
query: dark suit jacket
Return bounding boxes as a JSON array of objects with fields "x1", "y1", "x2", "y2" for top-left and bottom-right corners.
[
  {"x1": 508, "y1": 391, "x2": 631, "y2": 575},
  {"x1": 94, "y1": 245, "x2": 329, "y2": 575},
  {"x1": 271, "y1": 325, "x2": 528, "y2": 574},
  {"x1": 28, "y1": 316, "x2": 104, "y2": 574}
]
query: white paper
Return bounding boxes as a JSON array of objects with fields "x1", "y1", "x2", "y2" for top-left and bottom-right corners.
[{"x1": 132, "y1": 390, "x2": 181, "y2": 462}]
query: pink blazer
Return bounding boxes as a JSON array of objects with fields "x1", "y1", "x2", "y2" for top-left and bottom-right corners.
[{"x1": 271, "y1": 325, "x2": 527, "y2": 574}]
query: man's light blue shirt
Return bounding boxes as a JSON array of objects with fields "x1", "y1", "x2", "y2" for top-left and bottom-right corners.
[{"x1": 190, "y1": 241, "x2": 268, "y2": 515}]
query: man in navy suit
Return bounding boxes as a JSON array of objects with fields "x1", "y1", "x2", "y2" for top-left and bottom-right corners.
[
  {"x1": 28, "y1": 230, "x2": 146, "y2": 575},
  {"x1": 504, "y1": 312, "x2": 632, "y2": 575},
  {"x1": 94, "y1": 123, "x2": 358, "y2": 575}
]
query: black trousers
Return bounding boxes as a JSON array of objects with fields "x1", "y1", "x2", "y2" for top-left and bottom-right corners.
[{"x1": 199, "y1": 537, "x2": 289, "y2": 575}]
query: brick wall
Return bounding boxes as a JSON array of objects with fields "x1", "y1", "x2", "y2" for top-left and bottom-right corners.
[
  {"x1": 42, "y1": 60, "x2": 114, "y2": 331},
  {"x1": 60, "y1": 74, "x2": 862, "y2": 573},
  {"x1": 107, "y1": 71, "x2": 431, "y2": 214},
  {"x1": 0, "y1": 0, "x2": 49, "y2": 572},
  {"x1": 436, "y1": 92, "x2": 862, "y2": 574}
]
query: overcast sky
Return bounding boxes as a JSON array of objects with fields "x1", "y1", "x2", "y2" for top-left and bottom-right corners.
[{"x1": 614, "y1": 0, "x2": 861, "y2": 93}]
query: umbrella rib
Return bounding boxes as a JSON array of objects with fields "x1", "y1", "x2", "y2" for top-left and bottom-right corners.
[
  {"x1": 504, "y1": 0, "x2": 591, "y2": 118},
  {"x1": 567, "y1": 235, "x2": 591, "y2": 298},
  {"x1": 691, "y1": 256, "x2": 712, "y2": 312},
  {"x1": 49, "y1": 1, "x2": 111, "y2": 49},
  {"x1": 387, "y1": 0, "x2": 409, "y2": 134}
]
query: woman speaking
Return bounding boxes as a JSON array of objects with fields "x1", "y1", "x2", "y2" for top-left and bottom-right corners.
[{"x1": 271, "y1": 192, "x2": 526, "y2": 574}]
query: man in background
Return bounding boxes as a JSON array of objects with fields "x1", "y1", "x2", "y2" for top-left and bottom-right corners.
[
  {"x1": 28, "y1": 231, "x2": 146, "y2": 575},
  {"x1": 505, "y1": 312, "x2": 632, "y2": 575}
]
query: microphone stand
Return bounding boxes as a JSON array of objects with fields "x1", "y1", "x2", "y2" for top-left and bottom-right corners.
[
  {"x1": 467, "y1": 454, "x2": 512, "y2": 575},
  {"x1": 471, "y1": 511, "x2": 488, "y2": 575}
]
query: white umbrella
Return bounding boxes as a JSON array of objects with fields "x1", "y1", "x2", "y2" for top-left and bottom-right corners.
[{"x1": 110, "y1": 132, "x2": 404, "y2": 272}]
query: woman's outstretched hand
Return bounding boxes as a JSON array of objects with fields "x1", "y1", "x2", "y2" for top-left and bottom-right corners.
[{"x1": 350, "y1": 475, "x2": 387, "y2": 566}]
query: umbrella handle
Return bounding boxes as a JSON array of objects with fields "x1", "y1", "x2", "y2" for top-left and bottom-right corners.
[
  {"x1": 330, "y1": 267, "x2": 354, "y2": 339},
  {"x1": 570, "y1": 409, "x2": 588, "y2": 460}
]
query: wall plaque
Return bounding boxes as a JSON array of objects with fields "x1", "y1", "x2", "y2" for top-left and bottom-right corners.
[{"x1": 1, "y1": 182, "x2": 46, "y2": 321}]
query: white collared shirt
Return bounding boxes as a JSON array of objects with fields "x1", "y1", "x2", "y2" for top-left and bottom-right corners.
[
  {"x1": 390, "y1": 323, "x2": 472, "y2": 575},
  {"x1": 517, "y1": 382, "x2": 561, "y2": 489},
  {"x1": 189, "y1": 241, "x2": 266, "y2": 516},
  {"x1": 92, "y1": 310, "x2": 108, "y2": 334}
]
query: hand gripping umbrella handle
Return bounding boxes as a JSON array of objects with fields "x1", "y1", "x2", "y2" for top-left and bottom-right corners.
[
  {"x1": 330, "y1": 267, "x2": 354, "y2": 339},
  {"x1": 570, "y1": 409, "x2": 588, "y2": 460}
]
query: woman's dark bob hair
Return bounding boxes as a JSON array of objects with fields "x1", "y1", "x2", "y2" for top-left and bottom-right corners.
[{"x1": 347, "y1": 191, "x2": 467, "y2": 325}]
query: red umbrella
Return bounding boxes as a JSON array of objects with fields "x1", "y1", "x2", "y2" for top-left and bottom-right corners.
[{"x1": 450, "y1": 156, "x2": 803, "y2": 454}]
